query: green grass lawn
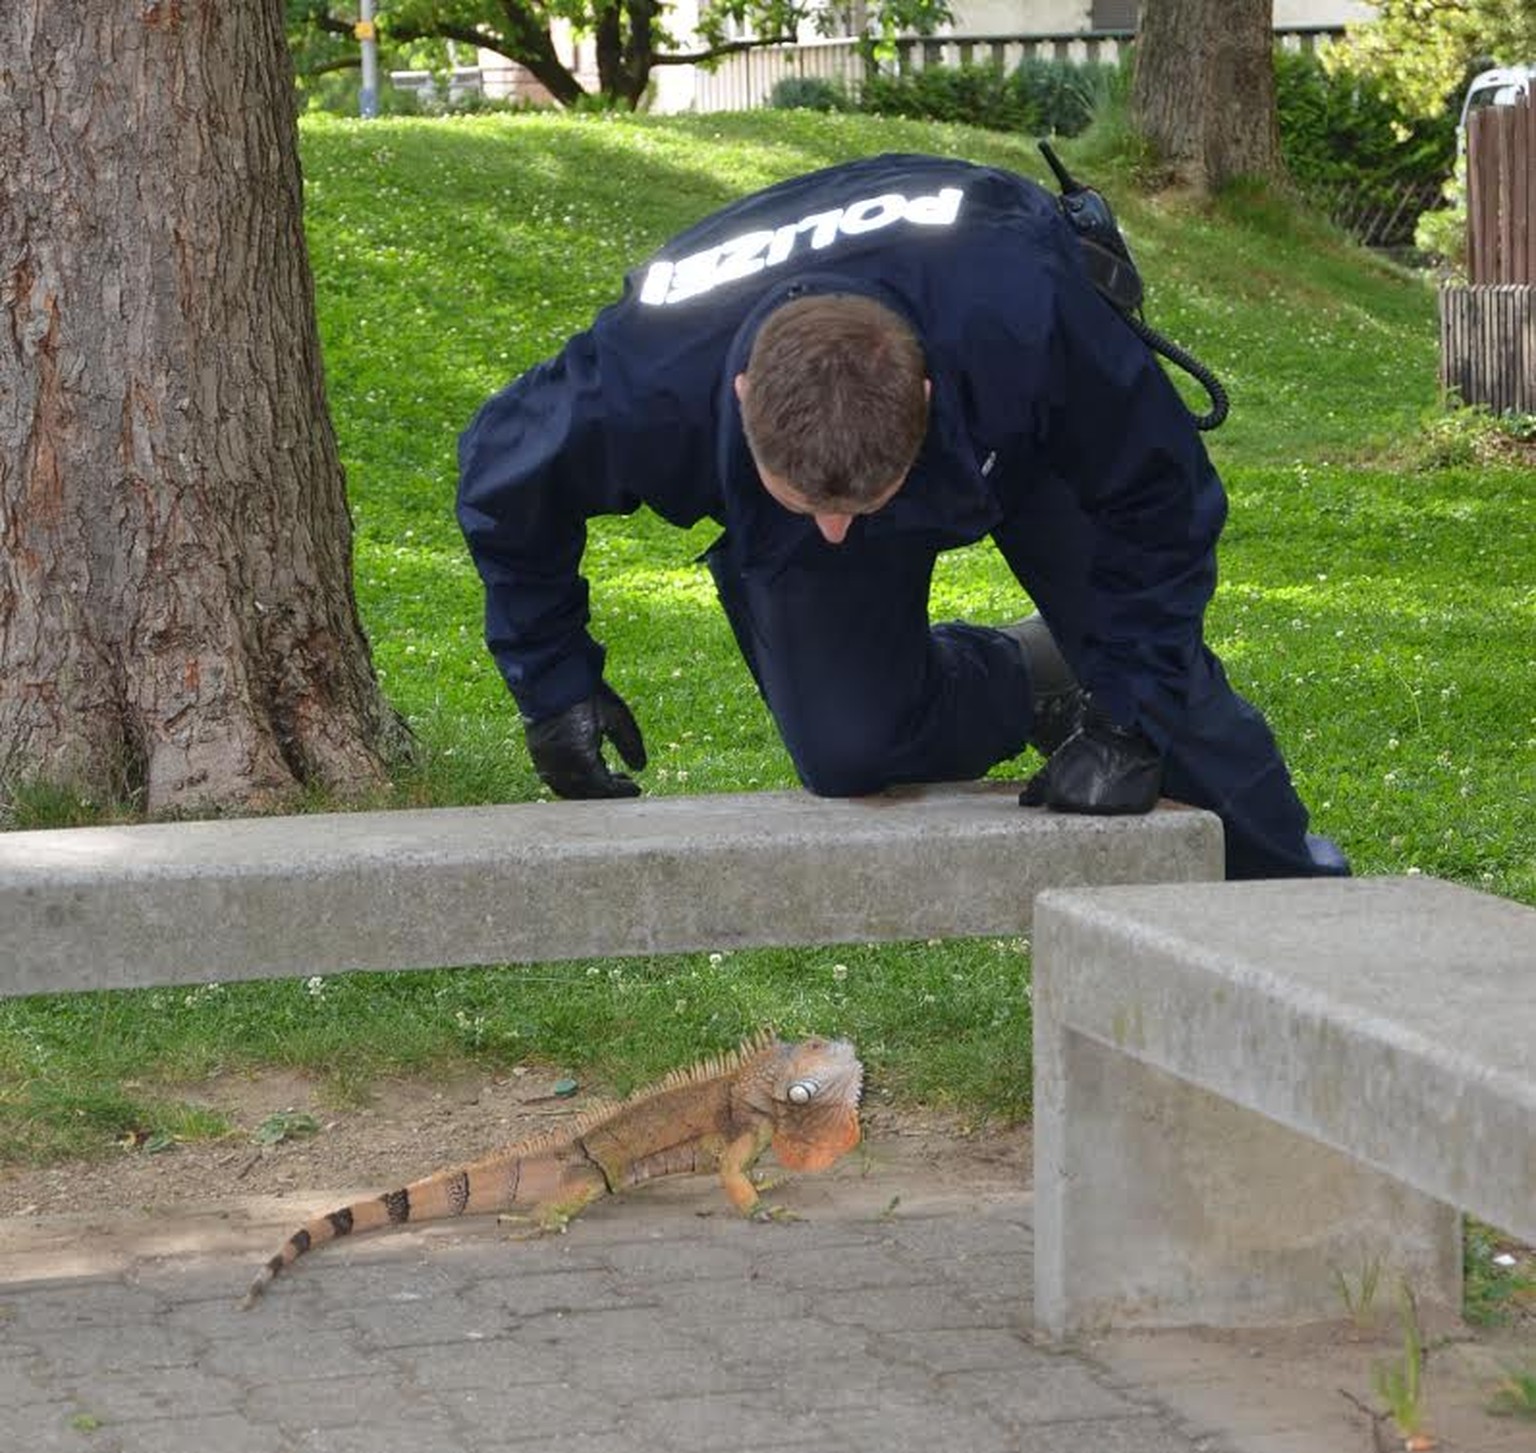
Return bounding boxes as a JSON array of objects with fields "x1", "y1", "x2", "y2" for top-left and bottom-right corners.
[{"x1": 1, "y1": 110, "x2": 1532, "y2": 1165}]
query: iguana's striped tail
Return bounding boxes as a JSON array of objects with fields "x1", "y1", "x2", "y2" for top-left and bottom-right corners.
[{"x1": 241, "y1": 1132, "x2": 608, "y2": 1307}]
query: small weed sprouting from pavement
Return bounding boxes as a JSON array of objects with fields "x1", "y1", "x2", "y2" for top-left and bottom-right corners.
[
  {"x1": 1333, "y1": 1255, "x2": 1386, "y2": 1332},
  {"x1": 1488, "y1": 1362, "x2": 1536, "y2": 1420},
  {"x1": 1370, "y1": 1282, "x2": 1429, "y2": 1444}
]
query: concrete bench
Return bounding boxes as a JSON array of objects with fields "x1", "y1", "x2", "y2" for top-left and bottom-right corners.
[
  {"x1": 0, "y1": 785, "x2": 1223, "y2": 998},
  {"x1": 1032, "y1": 875, "x2": 1536, "y2": 1336}
]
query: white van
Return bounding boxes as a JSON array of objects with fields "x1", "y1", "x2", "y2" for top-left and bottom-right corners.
[
  {"x1": 1456, "y1": 64, "x2": 1533, "y2": 158},
  {"x1": 1459, "y1": 63, "x2": 1534, "y2": 133}
]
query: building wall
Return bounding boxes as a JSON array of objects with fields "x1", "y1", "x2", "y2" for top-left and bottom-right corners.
[
  {"x1": 957, "y1": 0, "x2": 1086, "y2": 33},
  {"x1": 1274, "y1": 2, "x2": 1375, "y2": 26}
]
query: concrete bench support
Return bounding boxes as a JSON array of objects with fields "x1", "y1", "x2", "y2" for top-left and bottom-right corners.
[
  {"x1": 0, "y1": 786, "x2": 1223, "y2": 998},
  {"x1": 1032, "y1": 877, "x2": 1536, "y2": 1336}
]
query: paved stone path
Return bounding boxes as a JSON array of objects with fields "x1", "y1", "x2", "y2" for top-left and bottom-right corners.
[
  {"x1": 0, "y1": 1147, "x2": 1223, "y2": 1453},
  {"x1": 2, "y1": 1146, "x2": 1528, "y2": 1453}
]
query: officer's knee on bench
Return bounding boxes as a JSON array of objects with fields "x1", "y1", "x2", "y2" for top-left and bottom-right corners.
[{"x1": 790, "y1": 747, "x2": 893, "y2": 799}]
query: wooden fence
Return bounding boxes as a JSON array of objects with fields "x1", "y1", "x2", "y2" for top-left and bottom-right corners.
[
  {"x1": 1467, "y1": 92, "x2": 1534, "y2": 285},
  {"x1": 1311, "y1": 178, "x2": 1446, "y2": 250},
  {"x1": 1440, "y1": 93, "x2": 1535, "y2": 414}
]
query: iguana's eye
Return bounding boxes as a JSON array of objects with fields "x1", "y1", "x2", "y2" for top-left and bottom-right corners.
[{"x1": 787, "y1": 1079, "x2": 819, "y2": 1104}]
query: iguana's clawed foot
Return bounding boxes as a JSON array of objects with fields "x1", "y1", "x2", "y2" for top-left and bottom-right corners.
[
  {"x1": 496, "y1": 1215, "x2": 548, "y2": 1242},
  {"x1": 497, "y1": 1209, "x2": 570, "y2": 1240},
  {"x1": 749, "y1": 1203, "x2": 801, "y2": 1224}
]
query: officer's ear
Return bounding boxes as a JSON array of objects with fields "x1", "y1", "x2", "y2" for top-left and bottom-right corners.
[{"x1": 734, "y1": 373, "x2": 748, "y2": 403}]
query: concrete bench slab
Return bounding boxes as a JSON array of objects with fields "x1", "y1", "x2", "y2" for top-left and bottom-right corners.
[
  {"x1": 0, "y1": 786, "x2": 1223, "y2": 998},
  {"x1": 1032, "y1": 876, "x2": 1536, "y2": 1335}
]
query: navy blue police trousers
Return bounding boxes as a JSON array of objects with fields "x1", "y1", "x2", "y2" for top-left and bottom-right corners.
[{"x1": 704, "y1": 483, "x2": 1347, "y2": 881}]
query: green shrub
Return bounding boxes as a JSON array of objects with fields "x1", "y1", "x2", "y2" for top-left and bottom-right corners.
[
  {"x1": 768, "y1": 75, "x2": 852, "y2": 112},
  {"x1": 450, "y1": 91, "x2": 552, "y2": 117},
  {"x1": 296, "y1": 69, "x2": 428, "y2": 117},
  {"x1": 1415, "y1": 192, "x2": 1466, "y2": 271},
  {"x1": 858, "y1": 56, "x2": 1117, "y2": 137},
  {"x1": 1012, "y1": 55, "x2": 1120, "y2": 137},
  {"x1": 860, "y1": 63, "x2": 1032, "y2": 131},
  {"x1": 1275, "y1": 50, "x2": 1456, "y2": 243},
  {"x1": 1276, "y1": 51, "x2": 1456, "y2": 195}
]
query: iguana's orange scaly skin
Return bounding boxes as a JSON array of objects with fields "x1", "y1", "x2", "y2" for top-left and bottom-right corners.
[{"x1": 242, "y1": 1032, "x2": 862, "y2": 1307}]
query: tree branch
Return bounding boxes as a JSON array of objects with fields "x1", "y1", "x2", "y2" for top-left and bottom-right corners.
[
  {"x1": 300, "y1": 56, "x2": 362, "y2": 77},
  {"x1": 388, "y1": 20, "x2": 506, "y2": 54},
  {"x1": 311, "y1": 13, "x2": 357, "y2": 38},
  {"x1": 649, "y1": 32, "x2": 797, "y2": 65}
]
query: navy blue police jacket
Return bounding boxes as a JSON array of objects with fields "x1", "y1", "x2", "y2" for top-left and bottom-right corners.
[{"x1": 457, "y1": 152, "x2": 1228, "y2": 747}]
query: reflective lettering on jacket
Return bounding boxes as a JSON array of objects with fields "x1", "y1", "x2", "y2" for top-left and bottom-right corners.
[{"x1": 638, "y1": 187, "x2": 965, "y2": 307}]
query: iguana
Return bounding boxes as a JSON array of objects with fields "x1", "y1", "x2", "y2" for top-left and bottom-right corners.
[{"x1": 241, "y1": 1031, "x2": 863, "y2": 1307}]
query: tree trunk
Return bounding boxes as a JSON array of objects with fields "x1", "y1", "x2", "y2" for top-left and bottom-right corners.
[
  {"x1": 0, "y1": 0, "x2": 408, "y2": 814},
  {"x1": 1130, "y1": 0, "x2": 1286, "y2": 192}
]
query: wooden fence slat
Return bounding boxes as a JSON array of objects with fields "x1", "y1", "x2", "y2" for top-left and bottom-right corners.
[
  {"x1": 1440, "y1": 284, "x2": 1536, "y2": 414},
  {"x1": 1470, "y1": 109, "x2": 1491, "y2": 282},
  {"x1": 1499, "y1": 107, "x2": 1516, "y2": 284},
  {"x1": 1517, "y1": 93, "x2": 1529, "y2": 282}
]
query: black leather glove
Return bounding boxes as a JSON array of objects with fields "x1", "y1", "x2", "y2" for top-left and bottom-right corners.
[
  {"x1": 1019, "y1": 698, "x2": 1163, "y2": 816},
  {"x1": 524, "y1": 682, "x2": 648, "y2": 799}
]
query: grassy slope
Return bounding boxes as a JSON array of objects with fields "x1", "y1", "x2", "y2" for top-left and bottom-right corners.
[
  {"x1": 307, "y1": 109, "x2": 1530, "y2": 892},
  {"x1": 1, "y1": 111, "x2": 1531, "y2": 1160}
]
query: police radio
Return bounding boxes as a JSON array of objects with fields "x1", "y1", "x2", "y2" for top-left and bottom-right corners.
[{"x1": 1039, "y1": 141, "x2": 1229, "y2": 432}]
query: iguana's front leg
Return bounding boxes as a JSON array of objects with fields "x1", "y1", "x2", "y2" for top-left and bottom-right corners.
[{"x1": 717, "y1": 1126, "x2": 792, "y2": 1220}]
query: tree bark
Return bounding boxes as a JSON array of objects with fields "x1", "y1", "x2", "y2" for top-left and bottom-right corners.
[
  {"x1": 0, "y1": 0, "x2": 408, "y2": 814},
  {"x1": 1130, "y1": 0, "x2": 1286, "y2": 192}
]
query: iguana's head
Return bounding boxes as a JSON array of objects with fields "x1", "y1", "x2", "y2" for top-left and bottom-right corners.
[{"x1": 755, "y1": 1035, "x2": 864, "y2": 1172}]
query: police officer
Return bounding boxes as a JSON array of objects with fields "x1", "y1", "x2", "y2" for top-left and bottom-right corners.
[{"x1": 457, "y1": 152, "x2": 1347, "y2": 880}]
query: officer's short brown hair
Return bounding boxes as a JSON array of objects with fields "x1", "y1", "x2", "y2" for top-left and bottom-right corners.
[{"x1": 738, "y1": 294, "x2": 928, "y2": 509}]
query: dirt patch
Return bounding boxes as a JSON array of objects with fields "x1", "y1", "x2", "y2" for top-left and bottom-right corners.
[{"x1": 0, "y1": 1065, "x2": 1031, "y2": 1218}]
